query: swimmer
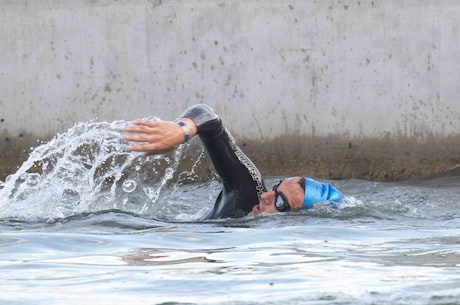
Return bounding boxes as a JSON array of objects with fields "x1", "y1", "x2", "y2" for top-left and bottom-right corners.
[{"x1": 124, "y1": 104, "x2": 344, "y2": 219}]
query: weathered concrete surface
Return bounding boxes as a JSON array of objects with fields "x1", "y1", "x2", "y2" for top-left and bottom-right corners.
[
  {"x1": 240, "y1": 135, "x2": 460, "y2": 181},
  {"x1": 1, "y1": 0, "x2": 460, "y2": 181},
  {"x1": 2, "y1": 133, "x2": 459, "y2": 181}
]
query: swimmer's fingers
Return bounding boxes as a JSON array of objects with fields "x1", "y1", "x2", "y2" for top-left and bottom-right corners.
[
  {"x1": 123, "y1": 120, "x2": 184, "y2": 154},
  {"x1": 123, "y1": 133, "x2": 156, "y2": 143},
  {"x1": 124, "y1": 119, "x2": 161, "y2": 134},
  {"x1": 126, "y1": 140, "x2": 180, "y2": 155},
  {"x1": 126, "y1": 143, "x2": 172, "y2": 156}
]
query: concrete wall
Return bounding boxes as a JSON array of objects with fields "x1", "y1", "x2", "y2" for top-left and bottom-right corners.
[{"x1": 1, "y1": 0, "x2": 460, "y2": 180}]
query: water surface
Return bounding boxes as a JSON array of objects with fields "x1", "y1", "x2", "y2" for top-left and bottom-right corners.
[{"x1": 0, "y1": 121, "x2": 459, "y2": 305}]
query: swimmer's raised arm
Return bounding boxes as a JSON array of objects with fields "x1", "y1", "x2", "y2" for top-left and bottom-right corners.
[{"x1": 123, "y1": 118, "x2": 197, "y2": 156}]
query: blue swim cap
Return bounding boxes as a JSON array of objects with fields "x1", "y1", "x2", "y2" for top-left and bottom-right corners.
[{"x1": 303, "y1": 177, "x2": 344, "y2": 209}]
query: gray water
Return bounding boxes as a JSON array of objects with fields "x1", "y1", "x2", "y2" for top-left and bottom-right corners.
[{"x1": 0, "y1": 121, "x2": 459, "y2": 305}]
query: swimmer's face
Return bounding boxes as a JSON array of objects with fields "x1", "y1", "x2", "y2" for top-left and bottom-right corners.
[{"x1": 249, "y1": 177, "x2": 304, "y2": 216}]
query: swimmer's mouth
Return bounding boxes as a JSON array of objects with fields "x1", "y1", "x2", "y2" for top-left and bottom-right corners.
[{"x1": 249, "y1": 204, "x2": 260, "y2": 216}]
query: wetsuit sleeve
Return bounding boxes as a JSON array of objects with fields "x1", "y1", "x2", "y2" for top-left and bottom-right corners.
[{"x1": 180, "y1": 104, "x2": 266, "y2": 219}]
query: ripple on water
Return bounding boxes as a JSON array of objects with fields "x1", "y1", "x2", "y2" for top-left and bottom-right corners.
[{"x1": 1, "y1": 120, "x2": 460, "y2": 305}]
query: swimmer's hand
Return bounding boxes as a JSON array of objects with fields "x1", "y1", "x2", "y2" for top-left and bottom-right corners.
[{"x1": 123, "y1": 118, "x2": 197, "y2": 156}]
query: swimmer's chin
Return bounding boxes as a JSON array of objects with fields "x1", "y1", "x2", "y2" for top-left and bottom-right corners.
[{"x1": 247, "y1": 204, "x2": 261, "y2": 217}]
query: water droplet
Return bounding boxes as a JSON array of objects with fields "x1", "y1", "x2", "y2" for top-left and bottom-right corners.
[
  {"x1": 165, "y1": 168, "x2": 174, "y2": 178},
  {"x1": 27, "y1": 173, "x2": 41, "y2": 187},
  {"x1": 122, "y1": 179, "x2": 137, "y2": 193}
]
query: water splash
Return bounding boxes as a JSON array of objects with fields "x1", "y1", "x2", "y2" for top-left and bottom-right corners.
[
  {"x1": 5, "y1": 120, "x2": 451, "y2": 225},
  {"x1": 122, "y1": 179, "x2": 137, "y2": 193},
  {"x1": 0, "y1": 120, "x2": 198, "y2": 222}
]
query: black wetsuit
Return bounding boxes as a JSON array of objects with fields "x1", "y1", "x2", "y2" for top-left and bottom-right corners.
[{"x1": 181, "y1": 104, "x2": 266, "y2": 219}]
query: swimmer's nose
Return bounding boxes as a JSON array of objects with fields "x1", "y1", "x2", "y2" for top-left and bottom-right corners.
[{"x1": 259, "y1": 191, "x2": 275, "y2": 206}]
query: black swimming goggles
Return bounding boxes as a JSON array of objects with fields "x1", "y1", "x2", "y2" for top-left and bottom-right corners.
[{"x1": 272, "y1": 180, "x2": 291, "y2": 212}]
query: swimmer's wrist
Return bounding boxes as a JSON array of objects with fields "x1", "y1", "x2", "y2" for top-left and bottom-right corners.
[{"x1": 176, "y1": 121, "x2": 190, "y2": 143}]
